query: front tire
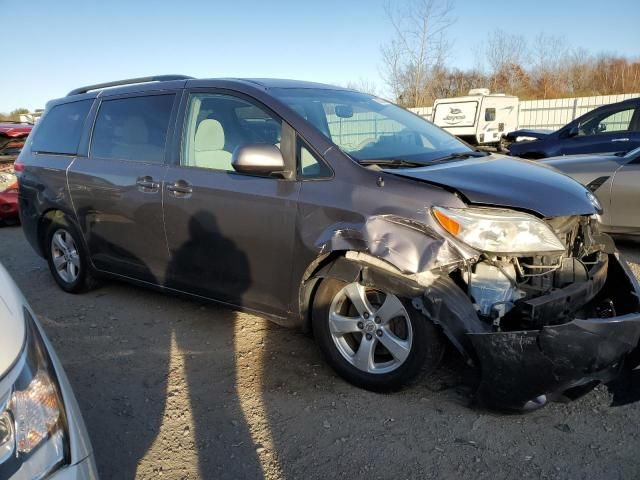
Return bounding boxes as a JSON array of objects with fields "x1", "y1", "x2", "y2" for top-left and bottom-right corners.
[
  {"x1": 312, "y1": 277, "x2": 444, "y2": 392},
  {"x1": 45, "y1": 217, "x2": 97, "y2": 293}
]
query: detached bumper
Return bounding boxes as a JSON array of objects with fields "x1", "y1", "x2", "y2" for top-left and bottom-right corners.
[
  {"x1": 469, "y1": 314, "x2": 640, "y2": 410},
  {"x1": 467, "y1": 254, "x2": 640, "y2": 410}
]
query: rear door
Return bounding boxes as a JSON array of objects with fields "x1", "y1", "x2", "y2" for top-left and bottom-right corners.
[
  {"x1": 162, "y1": 90, "x2": 299, "y2": 316},
  {"x1": 559, "y1": 104, "x2": 639, "y2": 155},
  {"x1": 67, "y1": 92, "x2": 178, "y2": 284}
]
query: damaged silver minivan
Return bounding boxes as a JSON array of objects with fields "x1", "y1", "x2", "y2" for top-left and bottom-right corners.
[{"x1": 17, "y1": 76, "x2": 640, "y2": 410}]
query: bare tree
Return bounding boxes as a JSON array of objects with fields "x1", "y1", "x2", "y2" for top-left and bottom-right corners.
[
  {"x1": 345, "y1": 78, "x2": 380, "y2": 96},
  {"x1": 484, "y1": 30, "x2": 528, "y2": 94},
  {"x1": 530, "y1": 33, "x2": 568, "y2": 98},
  {"x1": 380, "y1": 0, "x2": 456, "y2": 107}
]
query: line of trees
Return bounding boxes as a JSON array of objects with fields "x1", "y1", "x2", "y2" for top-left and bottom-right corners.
[{"x1": 379, "y1": 0, "x2": 640, "y2": 107}]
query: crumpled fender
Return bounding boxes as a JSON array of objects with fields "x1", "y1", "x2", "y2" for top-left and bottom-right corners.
[
  {"x1": 316, "y1": 214, "x2": 469, "y2": 275},
  {"x1": 299, "y1": 214, "x2": 480, "y2": 334}
]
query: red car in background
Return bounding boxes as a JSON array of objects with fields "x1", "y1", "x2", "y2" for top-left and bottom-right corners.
[
  {"x1": 0, "y1": 180, "x2": 19, "y2": 225},
  {"x1": 0, "y1": 121, "x2": 32, "y2": 225},
  {"x1": 0, "y1": 121, "x2": 32, "y2": 156}
]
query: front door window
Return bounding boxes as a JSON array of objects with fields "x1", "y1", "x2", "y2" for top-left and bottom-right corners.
[{"x1": 182, "y1": 93, "x2": 282, "y2": 171}]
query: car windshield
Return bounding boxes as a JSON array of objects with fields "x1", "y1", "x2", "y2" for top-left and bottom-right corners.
[{"x1": 271, "y1": 88, "x2": 472, "y2": 164}]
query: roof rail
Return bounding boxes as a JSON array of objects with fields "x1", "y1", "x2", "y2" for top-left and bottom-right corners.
[{"x1": 67, "y1": 75, "x2": 194, "y2": 96}]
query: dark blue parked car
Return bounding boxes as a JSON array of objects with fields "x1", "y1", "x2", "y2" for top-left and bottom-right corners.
[{"x1": 507, "y1": 98, "x2": 640, "y2": 159}]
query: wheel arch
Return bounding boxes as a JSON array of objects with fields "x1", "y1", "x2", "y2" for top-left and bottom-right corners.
[
  {"x1": 296, "y1": 215, "x2": 473, "y2": 333},
  {"x1": 37, "y1": 209, "x2": 91, "y2": 265},
  {"x1": 38, "y1": 209, "x2": 68, "y2": 257},
  {"x1": 298, "y1": 251, "x2": 438, "y2": 334}
]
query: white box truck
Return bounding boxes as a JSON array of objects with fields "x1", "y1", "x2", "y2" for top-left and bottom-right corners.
[{"x1": 432, "y1": 89, "x2": 518, "y2": 149}]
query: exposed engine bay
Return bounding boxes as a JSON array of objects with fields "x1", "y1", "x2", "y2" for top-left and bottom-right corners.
[{"x1": 458, "y1": 215, "x2": 618, "y2": 332}]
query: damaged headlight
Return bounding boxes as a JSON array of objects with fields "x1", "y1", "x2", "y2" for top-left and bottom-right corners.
[
  {"x1": 433, "y1": 206, "x2": 565, "y2": 254},
  {"x1": 0, "y1": 309, "x2": 67, "y2": 479}
]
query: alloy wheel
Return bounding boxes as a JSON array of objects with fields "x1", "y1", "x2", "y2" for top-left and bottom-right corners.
[
  {"x1": 50, "y1": 229, "x2": 81, "y2": 284},
  {"x1": 328, "y1": 282, "x2": 413, "y2": 374}
]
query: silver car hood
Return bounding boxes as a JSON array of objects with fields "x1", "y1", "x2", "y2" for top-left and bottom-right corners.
[
  {"x1": 542, "y1": 154, "x2": 628, "y2": 191},
  {"x1": 0, "y1": 263, "x2": 26, "y2": 379},
  {"x1": 543, "y1": 152, "x2": 625, "y2": 171}
]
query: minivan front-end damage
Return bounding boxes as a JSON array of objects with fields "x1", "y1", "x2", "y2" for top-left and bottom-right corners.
[
  {"x1": 309, "y1": 211, "x2": 640, "y2": 411},
  {"x1": 419, "y1": 251, "x2": 640, "y2": 410}
]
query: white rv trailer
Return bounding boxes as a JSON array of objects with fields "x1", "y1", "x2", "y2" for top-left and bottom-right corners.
[{"x1": 432, "y1": 89, "x2": 519, "y2": 147}]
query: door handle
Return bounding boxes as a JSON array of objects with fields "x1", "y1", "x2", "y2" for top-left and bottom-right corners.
[
  {"x1": 136, "y1": 176, "x2": 160, "y2": 191},
  {"x1": 167, "y1": 181, "x2": 193, "y2": 196},
  {"x1": 612, "y1": 138, "x2": 630, "y2": 142}
]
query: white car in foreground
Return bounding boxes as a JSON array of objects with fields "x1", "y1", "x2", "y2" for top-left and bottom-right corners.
[{"x1": 0, "y1": 263, "x2": 97, "y2": 479}]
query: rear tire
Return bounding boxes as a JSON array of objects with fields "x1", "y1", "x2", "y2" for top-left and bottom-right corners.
[
  {"x1": 45, "y1": 217, "x2": 98, "y2": 293},
  {"x1": 312, "y1": 277, "x2": 444, "y2": 392}
]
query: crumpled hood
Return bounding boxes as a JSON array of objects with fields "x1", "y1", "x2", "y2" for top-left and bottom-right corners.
[{"x1": 388, "y1": 155, "x2": 597, "y2": 217}]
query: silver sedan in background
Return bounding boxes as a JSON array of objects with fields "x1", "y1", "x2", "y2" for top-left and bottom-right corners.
[
  {"x1": 544, "y1": 147, "x2": 640, "y2": 237},
  {"x1": 0, "y1": 263, "x2": 98, "y2": 479}
]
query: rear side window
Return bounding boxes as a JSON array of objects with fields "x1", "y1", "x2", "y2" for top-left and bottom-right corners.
[
  {"x1": 31, "y1": 100, "x2": 92, "y2": 155},
  {"x1": 91, "y1": 94, "x2": 174, "y2": 163}
]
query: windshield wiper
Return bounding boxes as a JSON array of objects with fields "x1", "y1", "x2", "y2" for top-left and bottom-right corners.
[
  {"x1": 358, "y1": 151, "x2": 488, "y2": 168},
  {"x1": 358, "y1": 159, "x2": 427, "y2": 168},
  {"x1": 429, "y1": 151, "x2": 489, "y2": 163}
]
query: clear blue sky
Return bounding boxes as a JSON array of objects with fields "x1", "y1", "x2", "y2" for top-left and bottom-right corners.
[{"x1": 1, "y1": 0, "x2": 639, "y2": 112}]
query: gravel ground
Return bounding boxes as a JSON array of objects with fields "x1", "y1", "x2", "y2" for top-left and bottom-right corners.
[{"x1": 1, "y1": 225, "x2": 640, "y2": 480}]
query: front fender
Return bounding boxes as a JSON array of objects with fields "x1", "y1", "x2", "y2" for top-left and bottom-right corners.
[
  {"x1": 316, "y1": 215, "x2": 468, "y2": 275},
  {"x1": 297, "y1": 214, "x2": 479, "y2": 332}
]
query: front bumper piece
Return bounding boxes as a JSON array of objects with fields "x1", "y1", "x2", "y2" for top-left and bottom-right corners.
[
  {"x1": 470, "y1": 313, "x2": 640, "y2": 410},
  {"x1": 465, "y1": 254, "x2": 640, "y2": 410}
]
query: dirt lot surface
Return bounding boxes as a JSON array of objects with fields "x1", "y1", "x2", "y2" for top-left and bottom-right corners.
[{"x1": 1, "y1": 225, "x2": 640, "y2": 480}]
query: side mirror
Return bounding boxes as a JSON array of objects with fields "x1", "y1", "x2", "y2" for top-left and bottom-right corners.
[
  {"x1": 567, "y1": 126, "x2": 580, "y2": 138},
  {"x1": 597, "y1": 123, "x2": 607, "y2": 133},
  {"x1": 232, "y1": 144, "x2": 285, "y2": 176}
]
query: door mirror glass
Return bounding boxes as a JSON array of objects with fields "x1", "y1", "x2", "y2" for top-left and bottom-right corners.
[{"x1": 232, "y1": 144, "x2": 285, "y2": 175}]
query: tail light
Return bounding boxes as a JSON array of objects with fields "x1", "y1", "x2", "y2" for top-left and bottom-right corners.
[{"x1": 13, "y1": 159, "x2": 25, "y2": 173}]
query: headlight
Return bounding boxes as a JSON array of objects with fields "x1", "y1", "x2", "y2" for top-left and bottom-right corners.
[
  {"x1": 432, "y1": 206, "x2": 565, "y2": 254},
  {"x1": 0, "y1": 309, "x2": 67, "y2": 480}
]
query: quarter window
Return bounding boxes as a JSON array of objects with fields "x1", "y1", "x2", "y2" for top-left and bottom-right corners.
[
  {"x1": 31, "y1": 100, "x2": 92, "y2": 155},
  {"x1": 182, "y1": 93, "x2": 282, "y2": 172},
  {"x1": 91, "y1": 95, "x2": 174, "y2": 163},
  {"x1": 298, "y1": 142, "x2": 331, "y2": 178}
]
